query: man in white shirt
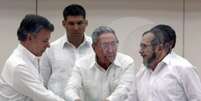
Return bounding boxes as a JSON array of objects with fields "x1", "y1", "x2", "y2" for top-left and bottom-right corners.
[
  {"x1": 132, "y1": 25, "x2": 201, "y2": 101},
  {"x1": 40, "y1": 4, "x2": 93, "y2": 99},
  {"x1": 65, "y1": 26, "x2": 135, "y2": 101},
  {"x1": 0, "y1": 14, "x2": 65, "y2": 101}
]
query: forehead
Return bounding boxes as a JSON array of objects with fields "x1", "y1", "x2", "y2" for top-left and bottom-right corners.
[
  {"x1": 141, "y1": 32, "x2": 155, "y2": 44},
  {"x1": 98, "y1": 32, "x2": 116, "y2": 43},
  {"x1": 65, "y1": 16, "x2": 85, "y2": 22}
]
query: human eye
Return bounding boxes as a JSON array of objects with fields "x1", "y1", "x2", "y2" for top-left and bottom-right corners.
[
  {"x1": 68, "y1": 22, "x2": 74, "y2": 26},
  {"x1": 102, "y1": 43, "x2": 107, "y2": 48},
  {"x1": 111, "y1": 41, "x2": 117, "y2": 46},
  {"x1": 140, "y1": 44, "x2": 146, "y2": 49},
  {"x1": 77, "y1": 21, "x2": 84, "y2": 25},
  {"x1": 42, "y1": 39, "x2": 49, "y2": 43}
]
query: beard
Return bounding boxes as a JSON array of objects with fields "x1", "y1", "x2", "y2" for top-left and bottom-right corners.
[{"x1": 143, "y1": 52, "x2": 157, "y2": 68}]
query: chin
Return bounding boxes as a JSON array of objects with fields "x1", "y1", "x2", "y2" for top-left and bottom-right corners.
[{"x1": 108, "y1": 58, "x2": 115, "y2": 63}]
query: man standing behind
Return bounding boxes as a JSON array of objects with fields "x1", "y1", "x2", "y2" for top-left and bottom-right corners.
[
  {"x1": 65, "y1": 26, "x2": 135, "y2": 101},
  {"x1": 40, "y1": 4, "x2": 93, "y2": 98},
  {"x1": 136, "y1": 25, "x2": 201, "y2": 101},
  {"x1": 0, "y1": 14, "x2": 65, "y2": 101}
]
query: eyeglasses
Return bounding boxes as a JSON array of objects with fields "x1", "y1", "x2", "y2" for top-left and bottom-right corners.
[
  {"x1": 99, "y1": 41, "x2": 118, "y2": 50},
  {"x1": 140, "y1": 43, "x2": 152, "y2": 49}
]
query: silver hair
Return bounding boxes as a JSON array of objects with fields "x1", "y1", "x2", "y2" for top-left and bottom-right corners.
[{"x1": 91, "y1": 26, "x2": 119, "y2": 44}]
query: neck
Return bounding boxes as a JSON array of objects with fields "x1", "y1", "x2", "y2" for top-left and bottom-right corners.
[
  {"x1": 20, "y1": 42, "x2": 37, "y2": 56},
  {"x1": 67, "y1": 34, "x2": 84, "y2": 48},
  {"x1": 96, "y1": 56, "x2": 111, "y2": 71},
  {"x1": 148, "y1": 51, "x2": 167, "y2": 71}
]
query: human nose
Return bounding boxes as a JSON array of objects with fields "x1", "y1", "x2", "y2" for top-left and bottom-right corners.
[
  {"x1": 139, "y1": 47, "x2": 143, "y2": 55},
  {"x1": 74, "y1": 24, "x2": 79, "y2": 30},
  {"x1": 107, "y1": 45, "x2": 114, "y2": 52}
]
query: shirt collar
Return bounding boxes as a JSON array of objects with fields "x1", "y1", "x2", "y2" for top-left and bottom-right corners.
[
  {"x1": 161, "y1": 52, "x2": 173, "y2": 65},
  {"x1": 18, "y1": 44, "x2": 40, "y2": 64},
  {"x1": 154, "y1": 53, "x2": 173, "y2": 73},
  {"x1": 145, "y1": 52, "x2": 172, "y2": 73},
  {"x1": 61, "y1": 33, "x2": 92, "y2": 48},
  {"x1": 91, "y1": 54, "x2": 121, "y2": 70}
]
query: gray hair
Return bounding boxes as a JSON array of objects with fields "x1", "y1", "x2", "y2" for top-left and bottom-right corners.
[{"x1": 92, "y1": 26, "x2": 119, "y2": 44}]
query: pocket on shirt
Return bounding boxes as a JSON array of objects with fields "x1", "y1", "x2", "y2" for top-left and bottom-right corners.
[
  {"x1": 83, "y1": 80, "x2": 96, "y2": 92},
  {"x1": 110, "y1": 78, "x2": 120, "y2": 91},
  {"x1": 156, "y1": 76, "x2": 183, "y2": 96}
]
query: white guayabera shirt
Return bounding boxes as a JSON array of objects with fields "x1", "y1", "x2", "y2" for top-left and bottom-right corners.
[
  {"x1": 0, "y1": 44, "x2": 64, "y2": 101},
  {"x1": 136, "y1": 52, "x2": 201, "y2": 101},
  {"x1": 65, "y1": 52, "x2": 136, "y2": 101},
  {"x1": 40, "y1": 34, "x2": 93, "y2": 98}
]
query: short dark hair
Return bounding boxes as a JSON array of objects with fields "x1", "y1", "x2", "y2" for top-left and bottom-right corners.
[
  {"x1": 17, "y1": 14, "x2": 54, "y2": 41},
  {"x1": 151, "y1": 24, "x2": 176, "y2": 49},
  {"x1": 143, "y1": 28, "x2": 172, "y2": 53},
  {"x1": 63, "y1": 4, "x2": 86, "y2": 20}
]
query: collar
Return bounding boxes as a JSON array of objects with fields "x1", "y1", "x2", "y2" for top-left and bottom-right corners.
[
  {"x1": 61, "y1": 33, "x2": 92, "y2": 48},
  {"x1": 90, "y1": 53, "x2": 121, "y2": 70},
  {"x1": 18, "y1": 44, "x2": 40, "y2": 64},
  {"x1": 145, "y1": 53, "x2": 173, "y2": 73}
]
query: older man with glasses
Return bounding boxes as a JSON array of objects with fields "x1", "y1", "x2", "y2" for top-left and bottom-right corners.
[{"x1": 65, "y1": 26, "x2": 136, "y2": 101}]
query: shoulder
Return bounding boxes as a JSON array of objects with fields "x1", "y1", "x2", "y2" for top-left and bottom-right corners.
[
  {"x1": 44, "y1": 35, "x2": 65, "y2": 55},
  {"x1": 75, "y1": 54, "x2": 95, "y2": 69},
  {"x1": 4, "y1": 48, "x2": 27, "y2": 69},
  {"x1": 85, "y1": 35, "x2": 92, "y2": 42},
  {"x1": 1, "y1": 51, "x2": 30, "y2": 84},
  {"x1": 50, "y1": 35, "x2": 65, "y2": 47},
  {"x1": 170, "y1": 53, "x2": 193, "y2": 70},
  {"x1": 84, "y1": 35, "x2": 93, "y2": 46},
  {"x1": 115, "y1": 52, "x2": 134, "y2": 67},
  {"x1": 167, "y1": 53, "x2": 199, "y2": 78}
]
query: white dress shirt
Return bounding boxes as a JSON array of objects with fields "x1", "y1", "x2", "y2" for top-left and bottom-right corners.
[
  {"x1": 65, "y1": 52, "x2": 135, "y2": 101},
  {"x1": 40, "y1": 34, "x2": 93, "y2": 98},
  {"x1": 136, "y1": 52, "x2": 201, "y2": 101},
  {"x1": 0, "y1": 44, "x2": 65, "y2": 101}
]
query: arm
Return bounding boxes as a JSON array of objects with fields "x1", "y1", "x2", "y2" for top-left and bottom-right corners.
[
  {"x1": 65, "y1": 65, "x2": 82, "y2": 101},
  {"x1": 179, "y1": 66, "x2": 201, "y2": 101},
  {"x1": 107, "y1": 63, "x2": 136, "y2": 101},
  {"x1": 125, "y1": 78, "x2": 138, "y2": 101},
  {"x1": 13, "y1": 65, "x2": 65, "y2": 101}
]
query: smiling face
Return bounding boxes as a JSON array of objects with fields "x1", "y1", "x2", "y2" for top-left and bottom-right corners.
[
  {"x1": 27, "y1": 29, "x2": 51, "y2": 56},
  {"x1": 62, "y1": 16, "x2": 88, "y2": 38},
  {"x1": 93, "y1": 32, "x2": 118, "y2": 66}
]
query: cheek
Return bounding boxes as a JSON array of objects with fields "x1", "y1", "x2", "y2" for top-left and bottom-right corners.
[
  {"x1": 95, "y1": 49, "x2": 106, "y2": 58},
  {"x1": 81, "y1": 26, "x2": 86, "y2": 30}
]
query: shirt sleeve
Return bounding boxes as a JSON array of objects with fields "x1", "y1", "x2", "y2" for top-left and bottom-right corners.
[
  {"x1": 65, "y1": 65, "x2": 82, "y2": 101},
  {"x1": 40, "y1": 51, "x2": 52, "y2": 87},
  {"x1": 13, "y1": 65, "x2": 65, "y2": 101},
  {"x1": 107, "y1": 62, "x2": 136, "y2": 101},
  {"x1": 125, "y1": 76, "x2": 139, "y2": 101},
  {"x1": 178, "y1": 66, "x2": 201, "y2": 101}
]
